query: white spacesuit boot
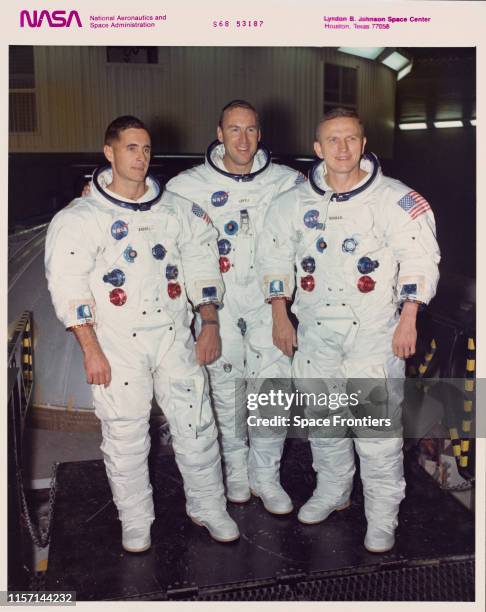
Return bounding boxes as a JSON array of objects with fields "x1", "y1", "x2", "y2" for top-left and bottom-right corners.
[
  {"x1": 121, "y1": 525, "x2": 152, "y2": 553},
  {"x1": 297, "y1": 437, "x2": 355, "y2": 524},
  {"x1": 248, "y1": 436, "x2": 293, "y2": 514},
  {"x1": 172, "y1": 432, "x2": 240, "y2": 543},
  {"x1": 355, "y1": 437, "x2": 405, "y2": 552}
]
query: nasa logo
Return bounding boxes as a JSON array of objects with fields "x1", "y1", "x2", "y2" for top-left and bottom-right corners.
[
  {"x1": 110, "y1": 220, "x2": 129, "y2": 240},
  {"x1": 303, "y1": 209, "x2": 324, "y2": 230},
  {"x1": 20, "y1": 10, "x2": 83, "y2": 28},
  {"x1": 211, "y1": 191, "x2": 229, "y2": 207}
]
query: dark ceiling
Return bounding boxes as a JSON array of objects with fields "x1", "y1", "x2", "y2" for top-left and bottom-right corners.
[{"x1": 397, "y1": 47, "x2": 475, "y2": 123}]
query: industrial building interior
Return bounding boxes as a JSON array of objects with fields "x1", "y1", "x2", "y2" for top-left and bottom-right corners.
[{"x1": 8, "y1": 46, "x2": 475, "y2": 601}]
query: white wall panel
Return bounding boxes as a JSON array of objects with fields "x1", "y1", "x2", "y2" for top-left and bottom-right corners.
[{"x1": 10, "y1": 46, "x2": 396, "y2": 158}]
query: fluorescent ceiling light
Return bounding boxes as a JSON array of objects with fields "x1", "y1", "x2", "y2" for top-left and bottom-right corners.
[
  {"x1": 397, "y1": 63, "x2": 413, "y2": 80},
  {"x1": 295, "y1": 157, "x2": 314, "y2": 162},
  {"x1": 433, "y1": 120, "x2": 463, "y2": 128},
  {"x1": 338, "y1": 47, "x2": 384, "y2": 60},
  {"x1": 399, "y1": 123, "x2": 427, "y2": 131},
  {"x1": 470, "y1": 119, "x2": 476, "y2": 127},
  {"x1": 381, "y1": 51, "x2": 410, "y2": 71}
]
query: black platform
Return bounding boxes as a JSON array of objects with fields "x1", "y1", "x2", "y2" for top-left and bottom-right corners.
[{"x1": 44, "y1": 440, "x2": 474, "y2": 601}]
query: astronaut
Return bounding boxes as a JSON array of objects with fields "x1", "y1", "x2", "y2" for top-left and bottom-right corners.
[
  {"x1": 167, "y1": 100, "x2": 303, "y2": 513},
  {"x1": 260, "y1": 108, "x2": 440, "y2": 552},
  {"x1": 45, "y1": 116, "x2": 239, "y2": 553}
]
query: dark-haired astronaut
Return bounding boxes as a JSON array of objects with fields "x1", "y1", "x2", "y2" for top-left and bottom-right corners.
[
  {"x1": 45, "y1": 115, "x2": 239, "y2": 553},
  {"x1": 260, "y1": 109, "x2": 440, "y2": 553}
]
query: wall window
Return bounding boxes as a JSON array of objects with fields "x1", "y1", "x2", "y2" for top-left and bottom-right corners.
[
  {"x1": 9, "y1": 46, "x2": 37, "y2": 133},
  {"x1": 324, "y1": 63, "x2": 357, "y2": 114}
]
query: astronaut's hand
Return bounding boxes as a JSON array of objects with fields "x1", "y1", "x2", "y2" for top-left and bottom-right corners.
[
  {"x1": 71, "y1": 324, "x2": 111, "y2": 387},
  {"x1": 81, "y1": 182, "x2": 91, "y2": 197},
  {"x1": 84, "y1": 345, "x2": 112, "y2": 387},
  {"x1": 271, "y1": 298, "x2": 297, "y2": 357},
  {"x1": 392, "y1": 317, "x2": 417, "y2": 359},
  {"x1": 196, "y1": 325, "x2": 221, "y2": 365},
  {"x1": 271, "y1": 315, "x2": 296, "y2": 359},
  {"x1": 273, "y1": 319, "x2": 297, "y2": 357}
]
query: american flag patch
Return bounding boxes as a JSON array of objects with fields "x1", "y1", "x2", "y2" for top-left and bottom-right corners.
[
  {"x1": 397, "y1": 191, "x2": 431, "y2": 220},
  {"x1": 192, "y1": 202, "x2": 211, "y2": 224}
]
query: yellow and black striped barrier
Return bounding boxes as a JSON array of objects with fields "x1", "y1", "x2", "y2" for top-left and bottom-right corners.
[
  {"x1": 8, "y1": 310, "x2": 35, "y2": 427},
  {"x1": 449, "y1": 427, "x2": 462, "y2": 459},
  {"x1": 459, "y1": 337, "x2": 475, "y2": 470},
  {"x1": 418, "y1": 338, "x2": 437, "y2": 378},
  {"x1": 22, "y1": 320, "x2": 33, "y2": 384},
  {"x1": 411, "y1": 330, "x2": 475, "y2": 481}
]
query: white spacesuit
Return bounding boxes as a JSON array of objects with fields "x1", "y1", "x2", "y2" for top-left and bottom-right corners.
[
  {"x1": 259, "y1": 153, "x2": 440, "y2": 550},
  {"x1": 167, "y1": 141, "x2": 302, "y2": 511},
  {"x1": 45, "y1": 166, "x2": 239, "y2": 547}
]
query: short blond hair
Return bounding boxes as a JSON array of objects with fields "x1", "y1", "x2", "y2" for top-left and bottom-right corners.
[{"x1": 315, "y1": 108, "x2": 364, "y2": 140}]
